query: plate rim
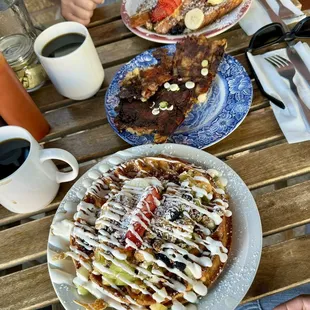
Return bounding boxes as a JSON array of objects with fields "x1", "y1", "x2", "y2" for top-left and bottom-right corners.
[
  {"x1": 120, "y1": 0, "x2": 253, "y2": 44},
  {"x1": 104, "y1": 46, "x2": 253, "y2": 149},
  {"x1": 47, "y1": 143, "x2": 262, "y2": 310}
]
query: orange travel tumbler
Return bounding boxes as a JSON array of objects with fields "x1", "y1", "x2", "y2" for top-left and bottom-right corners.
[{"x1": 0, "y1": 52, "x2": 50, "y2": 141}]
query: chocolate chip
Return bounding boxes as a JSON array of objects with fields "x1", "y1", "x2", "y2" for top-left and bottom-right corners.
[
  {"x1": 166, "y1": 207, "x2": 181, "y2": 221},
  {"x1": 155, "y1": 253, "x2": 173, "y2": 268},
  {"x1": 173, "y1": 261, "x2": 186, "y2": 271}
]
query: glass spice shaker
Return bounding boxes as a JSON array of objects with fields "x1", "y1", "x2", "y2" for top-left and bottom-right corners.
[{"x1": 0, "y1": 33, "x2": 47, "y2": 92}]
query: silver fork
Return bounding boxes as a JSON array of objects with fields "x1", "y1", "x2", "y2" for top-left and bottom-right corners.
[
  {"x1": 265, "y1": 55, "x2": 310, "y2": 124},
  {"x1": 276, "y1": 0, "x2": 298, "y2": 19}
]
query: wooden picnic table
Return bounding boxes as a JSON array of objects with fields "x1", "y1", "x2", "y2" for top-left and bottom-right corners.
[{"x1": 1, "y1": 1, "x2": 310, "y2": 309}]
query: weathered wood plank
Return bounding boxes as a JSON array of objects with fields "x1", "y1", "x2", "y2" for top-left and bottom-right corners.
[
  {"x1": 52, "y1": 303, "x2": 65, "y2": 310},
  {"x1": 206, "y1": 108, "x2": 282, "y2": 157},
  {"x1": 0, "y1": 264, "x2": 58, "y2": 310},
  {"x1": 1, "y1": 236, "x2": 309, "y2": 309},
  {"x1": 33, "y1": 64, "x2": 122, "y2": 113},
  {"x1": 45, "y1": 123, "x2": 129, "y2": 163},
  {"x1": 43, "y1": 93, "x2": 107, "y2": 141},
  {"x1": 89, "y1": 19, "x2": 133, "y2": 47},
  {"x1": 96, "y1": 36, "x2": 160, "y2": 68},
  {"x1": 45, "y1": 131, "x2": 310, "y2": 188},
  {"x1": 227, "y1": 142, "x2": 310, "y2": 189},
  {"x1": 42, "y1": 107, "x2": 284, "y2": 165},
  {"x1": 89, "y1": 2, "x2": 122, "y2": 28},
  {"x1": 258, "y1": 180, "x2": 310, "y2": 236},
  {"x1": 244, "y1": 235, "x2": 310, "y2": 302},
  {"x1": 0, "y1": 216, "x2": 53, "y2": 270},
  {"x1": 251, "y1": 82, "x2": 269, "y2": 110}
]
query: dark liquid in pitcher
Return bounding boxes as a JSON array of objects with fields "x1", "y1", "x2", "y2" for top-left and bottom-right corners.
[
  {"x1": 0, "y1": 139, "x2": 30, "y2": 180},
  {"x1": 42, "y1": 33, "x2": 85, "y2": 58}
]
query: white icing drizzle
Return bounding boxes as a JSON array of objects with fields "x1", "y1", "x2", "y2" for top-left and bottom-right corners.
[
  {"x1": 193, "y1": 175, "x2": 210, "y2": 184},
  {"x1": 51, "y1": 269, "x2": 75, "y2": 285},
  {"x1": 98, "y1": 163, "x2": 111, "y2": 173},
  {"x1": 108, "y1": 156, "x2": 123, "y2": 166},
  {"x1": 172, "y1": 300, "x2": 186, "y2": 310},
  {"x1": 195, "y1": 236, "x2": 228, "y2": 263},
  {"x1": 52, "y1": 219, "x2": 74, "y2": 241},
  {"x1": 88, "y1": 170, "x2": 101, "y2": 180},
  {"x1": 82, "y1": 178, "x2": 93, "y2": 188}
]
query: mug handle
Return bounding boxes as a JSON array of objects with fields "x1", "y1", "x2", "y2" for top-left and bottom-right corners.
[{"x1": 39, "y1": 148, "x2": 79, "y2": 183}]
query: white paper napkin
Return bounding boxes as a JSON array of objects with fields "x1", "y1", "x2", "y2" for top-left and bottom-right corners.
[
  {"x1": 247, "y1": 42, "x2": 310, "y2": 143},
  {"x1": 239, "y1": 0, "x2": 305, "y2": 35}
]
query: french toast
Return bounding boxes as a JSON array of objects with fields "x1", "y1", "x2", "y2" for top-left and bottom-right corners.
[
  {"x1": 114, "y1": 35, "x2": 227, "y2": 143},
  {"x1": 130, "y1": 0, "x2": 243, "y2": 35}
]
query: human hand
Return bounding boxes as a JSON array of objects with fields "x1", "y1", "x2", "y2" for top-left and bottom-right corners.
[
  {"x1": 274, "y1": 295, "x2": 310, "y2": 310},
  {"x1": 61, "y1": 0, "x2": 103, "y2": 25}
]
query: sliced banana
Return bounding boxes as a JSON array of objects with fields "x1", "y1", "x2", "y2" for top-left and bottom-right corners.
[
  {"x1": 125, "y1": 177, "x2": 162, "y2": 189},
  {"x1": 185, "y1": 8, "x2": 204, "y2": 31},
  {"x1": 198, "y1": 93, "x2": 207, "y2": 103},
  {"x1": 208, "y1": 0, "x2": 224, "y2": 5}
]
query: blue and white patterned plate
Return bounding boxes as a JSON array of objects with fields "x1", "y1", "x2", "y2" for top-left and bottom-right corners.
[{"x1": 105, "y1": 45, "x2": 253, "y2": 149}]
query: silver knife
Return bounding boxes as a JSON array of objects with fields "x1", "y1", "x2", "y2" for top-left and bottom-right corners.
[
  {"x1": 258, "y1": 0, "x2": 310, "y2": 86},
  {"x1": 257, "y1": 0, "x2": 288, "y2": 28},
  {"x1": 286, "y1": 43, "x2": 310, "y2": 85}
]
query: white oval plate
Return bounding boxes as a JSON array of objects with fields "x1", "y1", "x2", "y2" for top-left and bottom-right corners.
[
  {"x1": 121, "y1": 0, "x2": 253, "y2": 44},
  {"x1": 48, "y1": 144, "x2": 262, "y2": 310}
]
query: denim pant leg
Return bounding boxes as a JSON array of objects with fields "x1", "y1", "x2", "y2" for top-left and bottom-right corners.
[
  {"x1": 259, "y1": 283, "x2": 310, "y2": 309},
  {"x1": 236, "y1": 300, "x2": 262, "y2": 310},
  {"x1": 236, "y1": 282, "x2": 310, "y2": 310}
]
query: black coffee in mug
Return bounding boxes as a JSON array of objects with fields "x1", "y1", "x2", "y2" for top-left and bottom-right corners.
[
  {"x1": 0, "y1": 138, "x2": 30, "y2": 180},
  {"x1": 42, "y1": 33, "x2": 85, "y2": 58}
]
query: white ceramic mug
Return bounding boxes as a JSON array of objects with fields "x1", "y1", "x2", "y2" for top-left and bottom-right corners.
[
  {"x1": 34, "y1": 21, "x2": 104, "y2": 100},
  {"x1": 0, "y1": 126, "x2": 79, "y2": 213}
]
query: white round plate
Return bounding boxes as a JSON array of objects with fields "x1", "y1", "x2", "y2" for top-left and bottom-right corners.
[
  {"x1": 48, "y1": 144, "x2": 262, "y2": 310},
  {"x1": 121, "y1": 0, "x2": 252, "y2": 44}
]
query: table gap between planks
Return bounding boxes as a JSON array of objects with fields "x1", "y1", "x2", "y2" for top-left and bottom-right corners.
[{"x1": 1, "y1": 2, "x2": 310, "y2": 309}]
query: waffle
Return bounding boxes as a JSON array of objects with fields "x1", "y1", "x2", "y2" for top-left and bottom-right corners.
[
  {"x1": 66, "y1": 156, "x2": 233, "y2": 310},
  {"x1": 114, "y1": 35, "x2": 226, "y2": 143}
]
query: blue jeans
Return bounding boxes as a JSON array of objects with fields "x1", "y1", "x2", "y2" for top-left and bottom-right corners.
[{"x1": 237, "y1": 283, "x2": 310, "y2": 310}]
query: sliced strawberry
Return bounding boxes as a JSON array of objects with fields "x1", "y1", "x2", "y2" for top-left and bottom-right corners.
[
  {"x1": 125, "y1": 187, "x2": 161, "y2": 249},
  {"x1": 151, "y1": 0, "x2": 180, "y2": 22},
  {"x1": 162, "y1": 2, "x2": 175, "y2": 15},
  {"x1": 151, "y1": 6, "x2": 168, "y2": 22},
  {"x1": 125, "y1": 224, "x2": 145, "y2": 248}
]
